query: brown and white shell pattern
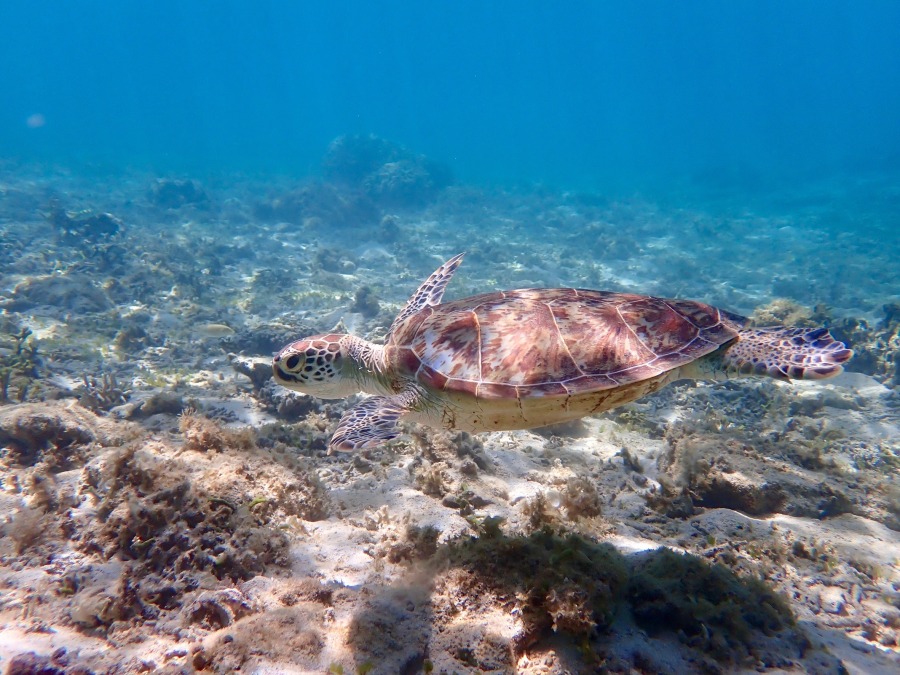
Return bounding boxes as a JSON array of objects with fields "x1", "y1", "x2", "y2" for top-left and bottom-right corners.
[{"x1": 386, "y1": 288, "x2": 746, "y2": 400}]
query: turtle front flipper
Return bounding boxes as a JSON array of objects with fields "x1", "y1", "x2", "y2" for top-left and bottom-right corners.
[
  {"x1": 330, "y1": 395, "x2": 414, "y2": 452},
  {"x1": 388, "y1": 253, "x2": 464, "y2": 337},
  {"x1": 724, "y1": 327, "x2": 853, "y2": 380}
]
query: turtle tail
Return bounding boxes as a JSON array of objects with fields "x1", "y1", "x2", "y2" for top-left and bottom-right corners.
[{"x1": 724, "y1": 327, "x2": 853, "y2": 381}]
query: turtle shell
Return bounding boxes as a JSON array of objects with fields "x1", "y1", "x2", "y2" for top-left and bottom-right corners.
[{"x1": 388, "y1": 288, "x2": 745, "y2": 399}]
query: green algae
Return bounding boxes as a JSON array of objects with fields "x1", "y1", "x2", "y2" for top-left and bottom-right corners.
[
  {"x1": 627, "y1": 547, "x2": 794, "y2": 661},
  {"x1": 437, "y1": 527, "x2": 795, "y2": 666}
]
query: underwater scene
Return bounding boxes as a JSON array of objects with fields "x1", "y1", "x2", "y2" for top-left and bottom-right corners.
[{"x1": 1, "y1": 3, "x2": 899, "y2": 674}]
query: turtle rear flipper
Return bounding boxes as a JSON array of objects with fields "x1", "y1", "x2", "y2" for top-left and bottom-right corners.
[{"x1": 725, "y1": 327, "x2": 853, "y2": 380}]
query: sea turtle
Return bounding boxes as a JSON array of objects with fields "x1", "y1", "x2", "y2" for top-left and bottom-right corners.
[{"x1": 273, "y1": 254, "x2": 852, "y2": 451}]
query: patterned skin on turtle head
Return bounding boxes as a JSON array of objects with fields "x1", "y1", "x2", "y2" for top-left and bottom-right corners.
[{"x1": 273, "y1": 333, "x2": 357, "y2": 399}]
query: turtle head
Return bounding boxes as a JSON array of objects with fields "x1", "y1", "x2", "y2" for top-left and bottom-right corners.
[{"x1": 272, "y1": 333, "x2": 360, "y2": 399}]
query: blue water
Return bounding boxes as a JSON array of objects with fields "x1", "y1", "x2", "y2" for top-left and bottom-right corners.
[{"x1": 2, "y1": 1, "x2": 899, "y2": 191}]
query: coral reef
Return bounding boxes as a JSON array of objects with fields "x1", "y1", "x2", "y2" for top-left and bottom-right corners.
[
  {"x1": 350, "y1": 285, "x2": 381, "y2": 318},
  {"x1": 80, "y1": 443, "x2": 289, "y2": 583},
  {"x1": 254, "y1": 180, "x2": 377, "y2": 229},
  {"x1": 655, "y1": 387, "x2": 900, "y2": 529},
  {"x1": 4, "y1": 273, "x2": 113, "y2": 315},
  {"x1": 0, "y1": 400, "x2": 335, "y2": 671},
  {"x1": 323, "y1": 133, "x2": 453, "y2": 207},
  {"x1": 0, "y1": 325, "x2": 40, "y2": 403},
  {"x1": 51, "y1": 208, "x2": 122, "y2": 243},
  {"x1": 0, "y1": 402, "x2": 127, "y2": 470},
  {"x1": 221, "y1": 325, "x2": 301, "y2": 357},
  {"x1": 833, "y1": 303, "x2": 900, "y2": 387},
  {"x1": 149, "y1": 179, "x2": 209, "y2": 209},
  {"x1": 751, "y1": 297, "x2": 818, "y2": 327},
  {"x1": 76, "y1": 373, "x2": 129, "y2": 413},
  {"x1": 0, "y1": 162, "x2": 896, "y2": 673}
]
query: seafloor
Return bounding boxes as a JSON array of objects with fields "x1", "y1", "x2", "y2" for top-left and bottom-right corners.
[{"x1": 1, "y1": 139, "x2": 899, "y2": 674}]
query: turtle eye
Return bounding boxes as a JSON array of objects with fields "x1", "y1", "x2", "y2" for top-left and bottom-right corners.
[{"x1": 285, "y1": 354, "x2": 301, "y2": 370}]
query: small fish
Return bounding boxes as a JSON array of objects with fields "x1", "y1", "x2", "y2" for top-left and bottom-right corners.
[{"x1": 193, "y1": 323, "x2": 236, "y2": 338}]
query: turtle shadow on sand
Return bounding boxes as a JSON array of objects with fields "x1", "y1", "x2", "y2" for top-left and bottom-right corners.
[{"x1": 343, "y1": 526, "x2": 842, "y2": 674}]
